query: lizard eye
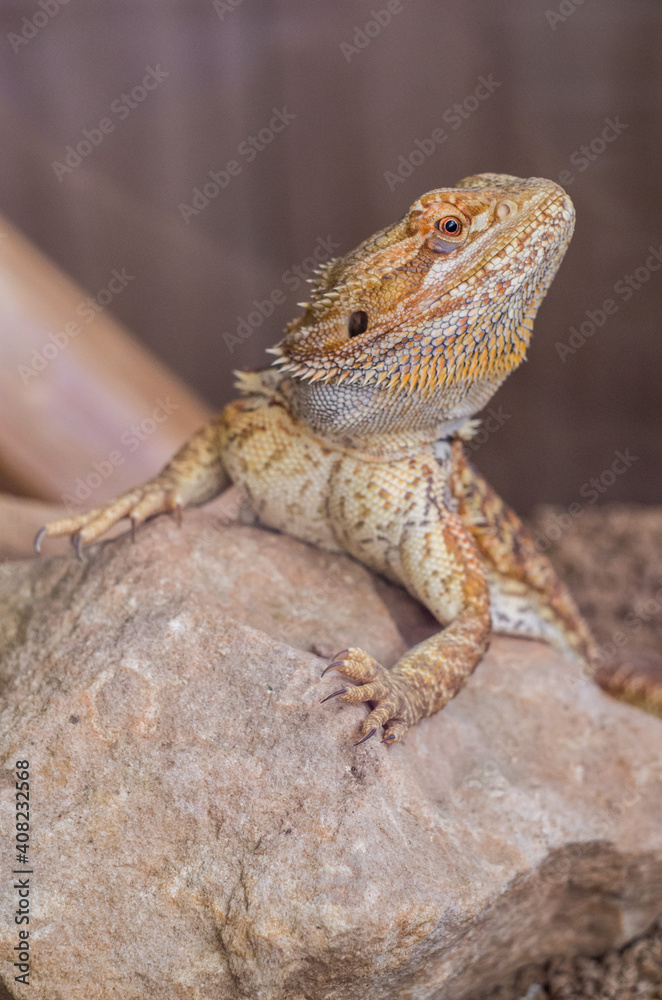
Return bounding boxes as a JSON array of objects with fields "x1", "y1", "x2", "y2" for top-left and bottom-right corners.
[
  {"x1": 428, "y1": 214, "x2": 467, "y2": 254},
  {"x1": 435, "y1": 216, "x2": 463, "y2": 236},
  {"x1": 348, "y1": 310, "x2": 369, "y2": 338}
]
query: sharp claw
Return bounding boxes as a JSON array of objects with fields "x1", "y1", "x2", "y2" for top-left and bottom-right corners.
[
  {"x1": 130, "y1": 517, "x2": 137, "y2": 543},
  {"x1": 354, "y1": 727, "x2": 377, "y2": 746},
  {"x1": 321, "y1": 659, "x2": 348, "y2": 678},
  {"x1": 34, "y1": 526, "x2": 46, "y2": 556},
  {"x1": 173, "y1": 503, "x2": 183, "y2": 528},
  {"x1": 320, "y1": 688, "x2": 348, "y2": 703},
  {"x1": 71, "y1": 533, "x2": 86, "y2": 562},
  {"x1": 381, "y1": 734, "x2": 396, "y2": 744}
]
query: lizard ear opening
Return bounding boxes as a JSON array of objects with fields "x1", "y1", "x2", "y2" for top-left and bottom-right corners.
[{"x1": 348, "y1": 310, "x2": 369, "y2": 338}]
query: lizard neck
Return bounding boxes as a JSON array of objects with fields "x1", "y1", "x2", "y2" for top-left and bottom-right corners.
[
  {"x1": 278, "y1": 368, "x2": 507, "y2": 443},
  {"x1": 235, "y1": 369, "x2": 479, "y2": 460}
]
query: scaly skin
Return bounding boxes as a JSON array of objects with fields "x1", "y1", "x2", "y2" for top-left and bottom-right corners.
[{"x1": 38, "y1": 173, "x2": 600, "y2": 744}]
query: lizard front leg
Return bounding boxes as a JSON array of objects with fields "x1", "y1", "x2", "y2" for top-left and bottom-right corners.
[
  {"x1": 324, "y1": 505, "x2": 492, "y2": 745},
  {"x1": 36, "y1": 416, "x2": 231, "y2": 555}
]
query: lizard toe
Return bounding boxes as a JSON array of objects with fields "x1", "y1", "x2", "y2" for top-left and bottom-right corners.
[
  {"x1": 322, "y1": 648, "x2": 418, "y2": 743},
  {"x1": 323, "y1": 647, "x2": 380, "y2": 683},
  {"x1": 381, "y1": 720, "x2": 408, "y2": 744}
]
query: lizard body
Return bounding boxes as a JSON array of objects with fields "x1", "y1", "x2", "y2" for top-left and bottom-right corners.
[{"x1": 38, "y1": 173, "x2": 598, "y2": 744}]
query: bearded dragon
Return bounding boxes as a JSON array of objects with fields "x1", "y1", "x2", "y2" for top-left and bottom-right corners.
[{"x1": 36, "y1": 172, "x2": 599, "y2": 745}]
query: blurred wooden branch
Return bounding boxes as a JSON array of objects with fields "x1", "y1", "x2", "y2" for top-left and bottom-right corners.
[
  {"x1": 0, "y1": 494, "x2": 69, "y2": 561},
  {"x1": 0, "y1": 486, "x2": 244, "y2": 562},
  {"x1": 0, "y1": 214, "x2": 212, "y2": 503}
]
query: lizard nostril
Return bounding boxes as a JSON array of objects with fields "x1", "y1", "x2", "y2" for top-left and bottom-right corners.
[{"x1": 348, "y1": 310, "x2": 369, "y2": 338}]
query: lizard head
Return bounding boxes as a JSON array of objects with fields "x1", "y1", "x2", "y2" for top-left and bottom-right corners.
[{"x1": 270, "y1": 173, "x2": 575, "y2": 437}]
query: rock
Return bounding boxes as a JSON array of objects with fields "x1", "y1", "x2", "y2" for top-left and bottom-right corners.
[
  {"x1": 0, "y1": 508, "x2": 661, "y2": 1000},
  {"x1": 484, "y1": 918, "x2": 662, "y2": 1000},
  {"x1": 531, "y1": 504, "x2": 662, "y2": 717}
]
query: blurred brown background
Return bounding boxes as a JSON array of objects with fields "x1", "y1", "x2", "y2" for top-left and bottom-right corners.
[{"x1": 0, "y1": 0, "x2": 660, "y2": 513}]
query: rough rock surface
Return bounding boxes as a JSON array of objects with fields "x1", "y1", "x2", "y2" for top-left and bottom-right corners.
[
  {"x1": 0, "y1": 508, "x2": 661, "y2": 1000},
  {"x1": 485, "y1": 917, "x2": 662, "y2": 999}
]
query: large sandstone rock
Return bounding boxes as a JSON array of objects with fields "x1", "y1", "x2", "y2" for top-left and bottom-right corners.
[{"x1": 0, "y1": 507, "x2": 661, "y2": 1000}]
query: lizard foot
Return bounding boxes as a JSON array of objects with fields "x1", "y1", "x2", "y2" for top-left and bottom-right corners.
[
  {"x1": 321, "y1": 647, "x2": 422, "y2": 744},
  {"x1": 34, "y1": 479, "x2": 183, "y2": 559}
]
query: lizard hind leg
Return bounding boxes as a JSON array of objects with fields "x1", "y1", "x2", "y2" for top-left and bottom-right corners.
[
  {"x1": 485, "y1": 572, "x2": 583, "y2": 663},
  {"x1": 449, "y1": 439, "x2": 599, "y2": 670}
]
